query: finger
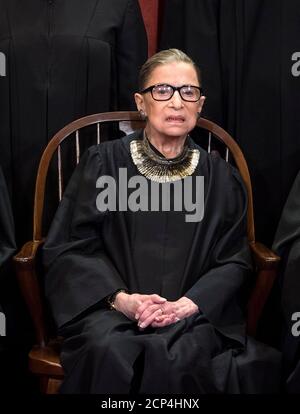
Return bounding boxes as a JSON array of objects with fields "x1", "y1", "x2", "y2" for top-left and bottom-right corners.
[
  {"x1": 151, "y1": 317, "x2": 174, "y2": 328},
  {"x1": 138, "y1": 308, "x2": 163, "y2": 329},
  {"x1": 158, "y1": 317, "x2": 177, "y2": 327},
  {"x1": 150, "y1": 294, "x2": 167, "y2": 304},
  {"x1": 154, "y1": 312, "x2": 175, "y2": 322},
  {"x1": 138, "y1": 304, "x2": 162, "y2": 324},
  {"x1": 152, "y1": 313, "x2": 176, "y2": 327},
  {"x1": 136, "y1": 301, "x2": 158, "y2": 320},
  {"x1": 135, "y1": 300, "x2": 153, "y2": 319},
  {"x1": 138, "y1": 308, "x2": 164, "y2": 329},
  {"x1": 159, "y1": 303, "x2": 176, "y2": 317},
  {"x1": 136, "y1": 296, "x2": 168, "y2": 319}
]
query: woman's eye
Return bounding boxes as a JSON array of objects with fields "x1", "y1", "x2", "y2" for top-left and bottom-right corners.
[
  {"x1": 157, "y1": 87, "x2": 170, "y2": 95},
  {"x1": 182, "y1": 89, "x2": 194, "y2": 96}
]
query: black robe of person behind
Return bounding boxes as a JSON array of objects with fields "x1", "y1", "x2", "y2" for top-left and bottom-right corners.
[
  {"x1": 0, "y1": 0, "x2": 147, "y2": 245},
  {"x1": 43, "y1": 131, "x2": 281, "y2": 393},
  {"x1": 160, "y1": 0, "x2": 300, "y2": 247},
  {"x1": 0, "y1": 165, "x2": 17, "y2": 391},
  {"x1": 0, "y1": 166, "x2": 15, "y2": 269},
  {"x1": 0, "y1": 165, "x2": 15, "y2": 325},
  {"x1": 273, "y1": 170, "x2": 300, "y2": 392}
]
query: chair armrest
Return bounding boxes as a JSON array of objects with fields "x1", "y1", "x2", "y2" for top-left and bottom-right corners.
[
  {"x1": 250, "y1": 241, "x2": 280, "y2": 270},
  {"x1": 247, "y1": 242, "x2": 281, "y2": 336},
  {"x1": 14, "y1": 240, "x2": 47, "y2": 347}
]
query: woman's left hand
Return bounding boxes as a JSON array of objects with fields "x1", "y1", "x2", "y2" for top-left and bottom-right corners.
[{"x1": 150, "y1": 296, "x2": 199, "y2": 328}]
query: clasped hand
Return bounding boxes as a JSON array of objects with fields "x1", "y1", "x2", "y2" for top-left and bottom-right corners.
[{"x1": 113, "y1": 292, "x2": 198, "y2": 329}]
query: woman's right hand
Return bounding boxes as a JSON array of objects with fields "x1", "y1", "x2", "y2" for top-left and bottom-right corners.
[{"x1": 114, "y1": 292, "x2": 169, "y2": 327}]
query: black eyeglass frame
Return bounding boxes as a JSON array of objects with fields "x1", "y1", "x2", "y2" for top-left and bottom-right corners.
[{"x1": 140, "y1": 83, "x2": 203, "y2": 102}]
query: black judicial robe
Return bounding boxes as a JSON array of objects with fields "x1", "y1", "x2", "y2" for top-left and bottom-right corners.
[
  {"x1": 273, "y1": 171, "x2": 300, "y2": 392},
  {"x1": 160, "y1": 0, "x2": 300, "y2": 247},
  {"x1": 43, "y1": 131, "x2": 281, "y2": 393},
  {"x1": 0, "y1": 167, "x2": 15, "y2": 269},
  {"x1": 0, "y1": 0, "x2": 147, "y2": 245},
  {"x1": 0, "y1": 166, "x2": 15, "y2": 350}
]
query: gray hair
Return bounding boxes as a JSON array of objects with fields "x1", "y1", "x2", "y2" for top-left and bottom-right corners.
[{"x1": 138, "y1": 48, "x2": 201, "y2": 90}]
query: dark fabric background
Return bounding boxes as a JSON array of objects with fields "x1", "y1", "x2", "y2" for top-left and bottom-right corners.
[
  {"x1": 0, "y1": 0, "x2": 147, "y2": 246},
  {"x1": 160, "y1": 0, "x2": 300, "y2": 247},
  {"x1": 0, "y1": 0, "x2": 147, "y2": 393}
]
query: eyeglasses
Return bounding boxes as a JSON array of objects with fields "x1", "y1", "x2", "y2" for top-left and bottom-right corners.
[{"x1": 140, "y1": 83, "x2": 203, "y2": 102}]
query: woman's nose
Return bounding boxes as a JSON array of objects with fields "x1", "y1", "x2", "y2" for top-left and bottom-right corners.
[{"x1": 169, "y1": 90, "x2": 183, "y2": 108}]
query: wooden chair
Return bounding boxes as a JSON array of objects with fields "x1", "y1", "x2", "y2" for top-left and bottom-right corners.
[{"x1": 13, "y1": 111, "x2": 280, "y2": 393}]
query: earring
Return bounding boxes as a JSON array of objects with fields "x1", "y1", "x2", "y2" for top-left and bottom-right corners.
[{"x1": 139, "y1": 110, "x2": 147, "y2": 120}]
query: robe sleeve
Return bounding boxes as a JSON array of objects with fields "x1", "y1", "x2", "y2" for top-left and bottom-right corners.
[
  {"x1": 43, "y1": 147, "x2": 128, "y2": 329},
  {"x1": 184, "y1": 160, "x2": 253, "y2": 342},
  {"x1": 116, "y1": 0, "x2": 148, "y2": 110},
  {"x1": 0, "y1": 166, "x2": 16, "y2": 268},
  {"x1": 273, "y1": 170, "x2": 300, "y2": 254},
  {"x1": 272, "y1": 170, "x2": 300, "y2": 329}
]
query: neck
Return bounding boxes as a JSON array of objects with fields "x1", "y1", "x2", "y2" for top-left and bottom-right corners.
[{"x1": 145, "y1": 129, "x2": 187, "y2": 159}]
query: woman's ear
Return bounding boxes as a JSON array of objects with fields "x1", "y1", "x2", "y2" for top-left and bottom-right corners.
[
  {"x1": 197, "y1": 95, "x2": 206, "y2": 115},
  {"x1": 134, "y1": 93, "x2": 145, "y2": 113}
]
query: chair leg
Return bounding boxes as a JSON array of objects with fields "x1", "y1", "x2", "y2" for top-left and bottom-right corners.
[
  {"x1": 39, "y1": 377, "x2": 49, "y2": 393},
  {"x1": 46, "y1": 379, "x2": 62, "y2": 394},
  {"x1": 39, "y1": 377, "x2": 62, "y2": 394}
]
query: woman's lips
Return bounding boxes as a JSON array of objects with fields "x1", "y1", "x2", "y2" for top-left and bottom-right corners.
[{"x1": 166, "y1": 116, "x2": 185, "y2": 122}]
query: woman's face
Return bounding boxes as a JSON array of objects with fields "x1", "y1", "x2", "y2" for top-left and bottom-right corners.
[{"x1": 135, "y1": 62, "x2": 205, "y2": 142}]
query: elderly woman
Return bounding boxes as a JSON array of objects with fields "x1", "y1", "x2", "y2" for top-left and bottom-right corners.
[{"x1": 43, "y1": 49, "x2": 280, "y2": 393}]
